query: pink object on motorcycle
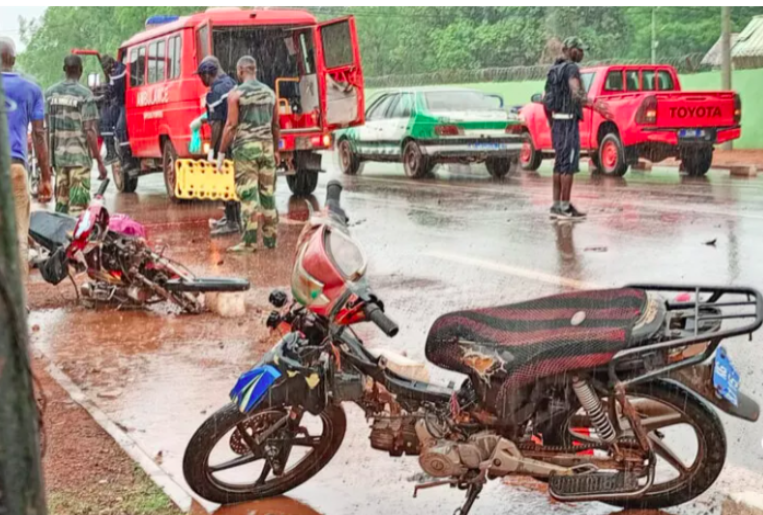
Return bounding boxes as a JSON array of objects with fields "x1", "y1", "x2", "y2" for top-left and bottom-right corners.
[{"x1": 108, "y1": 214, "x2": 147, "y2": 238}]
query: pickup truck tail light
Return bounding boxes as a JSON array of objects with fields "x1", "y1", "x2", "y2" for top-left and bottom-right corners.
[
  {"x1": 434, "y1": 125, "x2": 462, "y2": 136},
  {"x1": 506, "y1": 124, "x2": 524, "y2": 135},
  {"x1": 636, "y1": 96, "x2": 658, "y2": 125},
  {"x1": 734, "y1": 93, "x2": 742, "y2": 124}
]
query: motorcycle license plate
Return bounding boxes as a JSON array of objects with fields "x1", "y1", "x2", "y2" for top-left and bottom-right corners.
[
  {"x1": 468, "y1": 142, "x2": 506, "y2": 151},
  {"x1": 713, "y1": 347, "x2": 740, "y2": 406}
]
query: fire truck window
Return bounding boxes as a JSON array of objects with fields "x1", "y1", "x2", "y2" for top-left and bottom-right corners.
[
  {"x1": 197, "y1": 25, "x2": 209, "y2": 63},
  {"x1": 657, "y1": 70, "x2": 675, "y2": 91},
  {"x1": 168, "y1": 36, "x2": 181, "y2": 80},
  {"x1": 642, "y1": 70, "x2": 656, "y2": 91},
  {"x1": 604, "y1": 71, "x2": 623, "y2": 92},
  {"x1": 321, "y1": 20, "x2": 353, "y2": 69},
  {"x1": 130, "y1": 47, "x2": 146, "y2": 87},
  {"x1": 147, "y1": 42, "x2": 159, "y2": 83}
]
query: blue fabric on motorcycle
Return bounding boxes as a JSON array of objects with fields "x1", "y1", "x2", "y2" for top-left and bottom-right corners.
[
  {"x1": 230, "y1": 365, "x2": 282, "y2": 413},
  {"x1": 425, "y1": 288, "x2": 648, "y2": 389}
]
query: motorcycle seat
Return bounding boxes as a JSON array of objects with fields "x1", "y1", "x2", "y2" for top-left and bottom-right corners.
[
  {"x1": 29, "y1": 211, "x2": 77, "y2": 252},
  {"x1": 425, "y1": 288, "x2": 650, "y2": 388}
]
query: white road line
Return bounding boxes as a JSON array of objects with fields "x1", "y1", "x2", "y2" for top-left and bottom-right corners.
[
  {"x1": 425, "y1": 250, "x2": 600, "y2": 290},
  {"x1": 40, "y1": 353, "x2": 193, "y2": 512}
]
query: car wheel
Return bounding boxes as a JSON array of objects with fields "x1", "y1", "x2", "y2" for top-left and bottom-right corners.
[
  {"x1": 162, "y1": 140, "x2": 180, "y2": 202},
  {"x1": 402, "y1": 140, "x2": 432, "y2": 179},
  {"x1": 112, "y1": 161, "x2": 138, "y2": 193},
  {"x1": 486, "y1": 157, "x2": 514, "y2": 179},
  {"x1": 338, "y1": 139, "x2": 362, "y2": 175},
  {"x1": 597, "y1": 132, "x2": 629, "y2": 177},
  {"x1": 681, "y1": 147, "x2": 713, "y2": 177},
  {"x1": 520, "y1": 133, "x2": 542, "y2": 171}
]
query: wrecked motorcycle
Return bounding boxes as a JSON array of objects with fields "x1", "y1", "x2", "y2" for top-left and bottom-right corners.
[
  {"x1": 29, "y1": 179, "x2": 249, "y2": 313},
  {"x1": 184, "y1": 180, "x2": 761, "y2": 513}
]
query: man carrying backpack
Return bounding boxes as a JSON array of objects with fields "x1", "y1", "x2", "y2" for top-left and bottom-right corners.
[{"x1": 544, "y1": 37, "x2": 610, "y2": 220}]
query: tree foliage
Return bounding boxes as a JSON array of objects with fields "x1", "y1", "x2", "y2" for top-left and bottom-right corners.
[{"x1": 15, "y1": 6, "x2": 763, "y2": 88}]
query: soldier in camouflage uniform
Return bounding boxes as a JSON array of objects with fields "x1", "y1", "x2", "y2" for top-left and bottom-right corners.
[
  {"x1": 46, "y1": 55, "x2": 108, "y2": 215},
  {"x1": 218, "y1": 55, "x2": 280, "y2": 253}
]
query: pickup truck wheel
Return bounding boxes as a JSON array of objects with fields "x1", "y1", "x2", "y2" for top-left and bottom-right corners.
[
  {"x1": 112, "y1": 161, "x2": 138, "y2": 193},
  {"x1": 338, "y1": 139, "x2": 362, "y2": 175},
  {"x1": 162, "y1": 140, "x2": 180, "y2": 202},
  {"x1": 286, "y1": 171, "x2": 319, "y2": 196},
  {"x1": 682, "y1": 147, "x2": 713, "y2": 177},
  {"x1": 486, "y1": 157, "x2": 515, "y2": 179},
  {"x1": 403, "y1": 141, "x2": 432, "y2": 179},
  {"x1": 520, "y1": 134, "x2": 542, "y2": 171},
  {"x1": 598, "y1": 133, "x2": 629, "y2": 177}
]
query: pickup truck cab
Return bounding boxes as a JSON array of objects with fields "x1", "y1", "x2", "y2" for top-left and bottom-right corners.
[
  {"x1": 520, "y1": 65, "x2": 741, "y2": 176},
  {"x1": 76, "y1": 7, "x2": 364, "y2": 197}
]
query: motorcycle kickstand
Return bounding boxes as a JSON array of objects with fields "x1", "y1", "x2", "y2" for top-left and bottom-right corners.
[{"x1": 454, "y1": 480, "x2": 483, "y2": 515}]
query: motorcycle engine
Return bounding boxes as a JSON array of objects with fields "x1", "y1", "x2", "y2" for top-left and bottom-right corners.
[
  {"x1": 417, "y1": 426, "x2": 500, "y2": 479},
  {"x1": 369, "y1": 414, "x2": 420, "y2": 456}
]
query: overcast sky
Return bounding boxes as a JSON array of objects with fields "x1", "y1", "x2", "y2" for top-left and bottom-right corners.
[{"x1": 0, "y1": 6, "x2": 48, "y2": 51}]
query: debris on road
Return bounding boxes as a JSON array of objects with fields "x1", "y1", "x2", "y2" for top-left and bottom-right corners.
[
  {"x1": 97, "y1": 389, "x2": 123, "y2": 400},
  {"x1": 584, "y1": 246, "x2": 608, "y2": 252},
  {"x1": 705, "y1": 238, "x2": 718, "y2": 246}
]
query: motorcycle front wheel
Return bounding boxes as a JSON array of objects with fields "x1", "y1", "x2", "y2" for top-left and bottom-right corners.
[
  {"x1": 183, "y1": 403, "x2": 346, "y2": 504},
  {"x1": 551, "y1": 380, "x2": 726, "y2": 510}
]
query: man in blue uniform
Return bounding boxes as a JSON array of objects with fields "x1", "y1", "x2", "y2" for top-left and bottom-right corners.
[
  {"x1": 197, "y1": 56, "x2": 240, "y2": 237},
  {"x1": 101, "y1": 54, "x2": 135, "y2": 170},
  {"x1": 544, "y1": 37, "x2": 609, "y2": 220}
]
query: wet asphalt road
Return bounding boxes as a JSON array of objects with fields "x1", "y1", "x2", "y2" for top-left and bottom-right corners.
[{"x1": 28, "y1": 154, "x2": 763, "y2": 515}]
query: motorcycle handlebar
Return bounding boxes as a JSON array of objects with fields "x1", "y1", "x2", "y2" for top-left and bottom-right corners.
[
  {"x1": 325, "y1": 180, "x2": 344, "y2": 217},
  {"x1": 96, "y1": 179, "x2": 110, "y2": 198},
  {"x1": 364, "y1": 303, "x2": 399, "y2": 338}
]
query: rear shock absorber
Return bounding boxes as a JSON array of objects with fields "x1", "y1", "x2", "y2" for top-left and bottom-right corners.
[{"x1": 571, "y1": 377, "x2": 616, "y2": 443}]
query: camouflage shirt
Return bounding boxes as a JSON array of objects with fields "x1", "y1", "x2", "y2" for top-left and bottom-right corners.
[
  {"x1": 46, "y1": 79, "x2": 99, "y2": 169},
  {"x1": 233, "y1": 79, "x2": 276, "y2": 152}
]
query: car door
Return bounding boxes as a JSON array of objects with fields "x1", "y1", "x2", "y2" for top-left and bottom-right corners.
[
  {"x1": 378, "y1": 92, "x2": 413, "y2": 160},
  {"x1": 356, "y1": 94, "x2": 393, "y2": 159}
]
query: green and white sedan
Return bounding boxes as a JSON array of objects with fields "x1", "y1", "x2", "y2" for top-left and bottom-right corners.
[{"x1": 335, "y1": 87, "x2": 524, "y2": 178}]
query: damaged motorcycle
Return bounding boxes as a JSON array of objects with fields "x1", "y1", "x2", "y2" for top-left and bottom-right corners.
[
  {"x1": 183, "y1": 180, "x2": 761, "y2": 513},
  {"x1": 29, "y1": 179, "x2": 249, "y2": 313}
]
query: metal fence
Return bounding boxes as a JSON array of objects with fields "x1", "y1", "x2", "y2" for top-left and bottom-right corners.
[{"x1": 366, "y1": 53, "x2": 709, "y2": 88}]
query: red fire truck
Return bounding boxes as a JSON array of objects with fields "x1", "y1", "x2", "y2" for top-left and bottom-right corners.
[{"x1": 77, "y1": 7, "x2": 365, "y2": 198}]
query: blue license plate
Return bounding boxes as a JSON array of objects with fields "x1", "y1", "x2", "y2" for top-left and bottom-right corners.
[
  {"x1": 713, "y1": 347, "x2": 740, "y2": 406},
  {"x1": 679, "y1": 129, "x2": 706, "y2": 138},
  {"x1": 468, "y1": 143, "x2": 506, "y2": 151}
]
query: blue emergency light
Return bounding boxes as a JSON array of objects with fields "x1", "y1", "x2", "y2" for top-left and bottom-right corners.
[{"x1": 145, "y1": 15, "x2": 180, "y2": 29}]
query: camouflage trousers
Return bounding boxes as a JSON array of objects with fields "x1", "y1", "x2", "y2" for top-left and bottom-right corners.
[
  {"x1": 55, "y1": 166, "x2": 91, "y2": 215},
  {"x1": 233, "y1": 141, "x2": 278, "y2": 248}
]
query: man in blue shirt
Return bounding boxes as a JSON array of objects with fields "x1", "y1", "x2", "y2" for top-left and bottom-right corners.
[
  {"x1": 2, "y1": 37, "x2": 52, "y2": 292},
  {"x1": 101, "y1": 54, "x2": 135, "y2": 171},
  {"x1": 197, "y1": 57, "x2": 240, "y2": 237}
]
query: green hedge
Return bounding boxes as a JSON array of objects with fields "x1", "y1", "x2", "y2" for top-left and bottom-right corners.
[{"x1": 370, "y1": 68, "x2": 763, "y2": 149}]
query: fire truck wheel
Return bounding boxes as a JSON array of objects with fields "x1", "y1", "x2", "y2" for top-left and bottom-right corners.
[
  {"x1": 112, "y1": 161, "x2": 138, "y2": 193},
  {"x1": 162, "y1": 140, "x2": 180, "y2": 202},
  {"x1": 286, "y1": 171, "x2": 319, "y2": 197}
]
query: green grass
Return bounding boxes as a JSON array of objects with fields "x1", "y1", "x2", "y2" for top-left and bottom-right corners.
[
  {"x1": 47, "y1": 466, "x2": 181, "y2": 515},
  {"x1": 370, "y1": 68, "x2": 763, "y2": 149}
]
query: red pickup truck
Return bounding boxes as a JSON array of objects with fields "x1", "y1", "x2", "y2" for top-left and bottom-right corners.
[{"x1": 519, "y1": 65, "x2": 741, "y2": 176}]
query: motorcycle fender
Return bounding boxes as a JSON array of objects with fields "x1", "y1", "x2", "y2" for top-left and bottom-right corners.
[
  {"x1": 666, "y1": 366, "x2": 760, "y2": 422},
  {"x1": 230, "y1": 365, "x2": 282, "y2": 413}
]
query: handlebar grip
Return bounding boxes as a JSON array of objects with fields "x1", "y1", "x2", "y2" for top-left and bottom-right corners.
[
  {"x1": 364, "y1": 304, "x2": 399, "y2": 338},
  {"x1": 96, "y1": 179, "x2": 110, "y2": 198},
  {"x1": 325, "y1": 179, "x2": 343, "y2": 208}
]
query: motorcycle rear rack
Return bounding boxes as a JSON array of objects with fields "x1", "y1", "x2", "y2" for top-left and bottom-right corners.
[{"x1": 609, "y1": 284, "x2": 763, "y2": 387}]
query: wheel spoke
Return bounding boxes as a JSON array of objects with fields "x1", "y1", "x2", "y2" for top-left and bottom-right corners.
[
  {"x1": 290, "y1": 435, "x2": 322, "y2": 448},
  {"x1": 255, "y1": 461, "x2": 272, "y2": 486},
  {"x1": 649, "y1": 433, "x2": 688, "y2": 474},
  {"x1": 208, "y1": 453, "x2": 258, "y2": 473},
  {"x1": 640, "y1": 412, "x2": 684, "y2": 433}
]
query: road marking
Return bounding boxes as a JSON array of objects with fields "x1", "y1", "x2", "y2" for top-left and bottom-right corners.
[
  {"x1": 426, "y1": 250, "x2": 600, "y2": 290},
  {"x1": 39, "y1": 352, "x2": 193, "y2": 512}
]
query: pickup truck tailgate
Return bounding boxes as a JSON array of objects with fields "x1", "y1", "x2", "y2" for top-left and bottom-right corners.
[{"x1": 655, "y1": 92, "x2": 737, "y2": 128}]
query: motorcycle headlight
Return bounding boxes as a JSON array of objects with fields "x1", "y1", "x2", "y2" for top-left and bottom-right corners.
[{"x1": 326, "y1": 228, "x2": 367, "y2": 281}]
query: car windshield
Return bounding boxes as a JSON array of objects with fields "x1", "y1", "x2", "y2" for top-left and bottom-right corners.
[{"x1": 424, "y1": 91, "x2": 502, "y2": 111}]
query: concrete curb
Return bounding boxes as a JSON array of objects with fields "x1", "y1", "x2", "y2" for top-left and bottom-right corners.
[
  {"x1": 40, "y1": 354, "x2": 193, "y2": 512},
  {"x1": 728, "y1": 493, "x2": 763, "y2": 514}
]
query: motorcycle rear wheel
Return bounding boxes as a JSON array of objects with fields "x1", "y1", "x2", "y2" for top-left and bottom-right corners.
[
  {"x1": 550, "y1": 380, "x2": 726, "y2": 510},
  {"x1": 183, "y1": 403, "x2": 346, "y2": 504}
]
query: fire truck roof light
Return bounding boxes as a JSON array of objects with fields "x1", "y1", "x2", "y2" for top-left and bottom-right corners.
[{"x1": 145, "y1": 15, "x2": 179, "y2": 28}]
